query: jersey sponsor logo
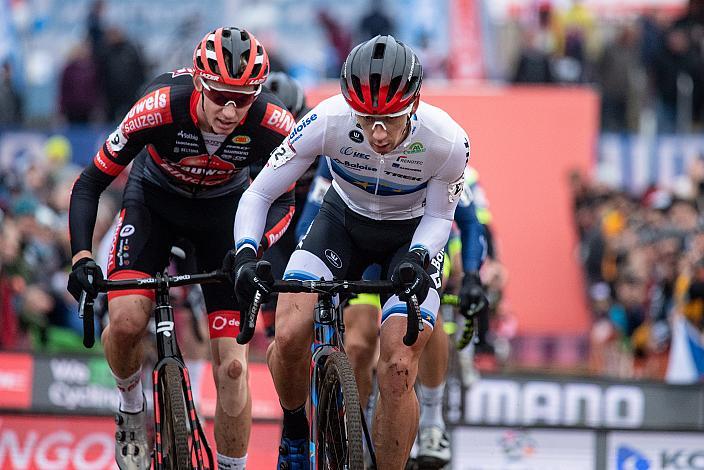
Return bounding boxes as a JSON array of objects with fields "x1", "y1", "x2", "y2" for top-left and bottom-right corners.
[
  {"x1": 325, "y1": 249, "x2": 343, "y2": 269},
  {"x1": 333, "y1": 158, "x2": 377, "y2": 172},
  {"x1": 391, "y1": 162, "x2": 422, "y2": 173},
  {"x1": 339, "y1": 146, "x2": 370, "y2": 159},
  {"x1": 383, "y1": 170, "x2": 422, "y2": 181},
  {"x1": 119, "y1": 224, "x2": 135, "y2": 237},
  {"x1": 211, "y1": 314, "x2": 240, "y2": 331},
  {"x1": 349, "y1": 129, "x2": 364, "y2": 143},
  {"x1": 107, "y1": 127, "x2": 127, "y2": 155},
  {"x1": 121, "y1": 87, "x2": 172, "y2": 135},
  {"x1": 448, "y1": 174, "x2": 465, "y2": 202},
  {"x1": 268, "y1": 143, "x2": 295, "y2": 169},
  {"x1": 396, "y1": 155, "x2": 423, "y2": 165},
  {"x1": 177, "y1": 130, "x2": 198, "y2": 141},
  {"x1": 406, "y1": 141, "x2": 425, "y2": 154},
  {"x1": 171, "y1": 67, "x2": 194, "y2": 78},
  {"x1": 93, "y1": 149, "x2": 124, "y2": 176},
  {"x1": 288, "y1": 113, "x2": 318, "y2": 145},
  {"x1": 232, "y1": 135, "x2": 251, "y2": 144},
  {"x1": 261, "y1": 103, "x2": 295, "y2": 136},
  {"x1": 430, "y1": 251, "x2": 444, "y2": 289}
]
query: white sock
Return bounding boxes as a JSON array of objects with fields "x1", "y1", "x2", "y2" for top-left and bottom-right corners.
[
  {"x1": 419, "y1": 382, "x2": 445, "y2": 431},
  {"x1": 217, "y1": 453, "x2": 247, "y2": 470},
  {"x1": 113, "y1": 367, "x2": 144, "y2": 413}
]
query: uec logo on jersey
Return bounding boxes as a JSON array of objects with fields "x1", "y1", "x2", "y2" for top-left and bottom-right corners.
[{"x1": 325, "y1": 249, "x2": 343, "y2": 269}]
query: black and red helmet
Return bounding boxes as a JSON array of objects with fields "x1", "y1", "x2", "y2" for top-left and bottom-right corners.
[
  {"x1": 340, "y1": 35, "x2": 422, "y2": 115},
  {"x1": 193, "y1": 27, "x2": 269, "y2": 86}
]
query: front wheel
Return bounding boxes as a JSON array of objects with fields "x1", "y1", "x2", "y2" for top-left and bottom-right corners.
[
  {"x1": 161, "y1": 363, "x2": 190, "y2": 469},
  {"x1": 316, "y1": 351, "x2": 365, "y2": 469}
]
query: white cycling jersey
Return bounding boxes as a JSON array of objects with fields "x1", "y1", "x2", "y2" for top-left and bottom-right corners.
[{"x1": 234, "y1": 94, "x2": 470, "y2": 257}]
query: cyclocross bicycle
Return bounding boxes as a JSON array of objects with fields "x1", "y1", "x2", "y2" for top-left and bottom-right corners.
[
  {"x1": 79, "y1": 270, "x2": 226, "y2": 470},
  {"x1": 237, "y1": 262, "x2": 422, "y2": 469}
]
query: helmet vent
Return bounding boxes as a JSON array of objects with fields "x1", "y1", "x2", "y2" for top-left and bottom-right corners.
[
  {"x1": 222, "y1": 28, "x2": 231, "y2": 39},
  {"x1": 370, "y1": 73, "x2": 381, "y2": 107},
  {"x1": 240, "y1": 30, "x2": 249, "y2": 41},
  {"x1": 373, "y1": 43, "x2": 386, "y2": 59},
  {"x1": 351, "y1": 75, "x2": 364, "y2": 103},
  {"x1": 403, "y1": 75, "x2": 420, "y2": 99},
  {"x1": 387, "y1": 76, "x2": 402, "y2": 102}
]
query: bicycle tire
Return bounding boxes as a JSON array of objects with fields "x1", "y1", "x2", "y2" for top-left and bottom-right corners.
[
  {"x1": 162, "y1": 364, "x2": 190, "y2": 469},
  {"x1": 317, "y1": 351, "x2": 364, "y2": 470}
]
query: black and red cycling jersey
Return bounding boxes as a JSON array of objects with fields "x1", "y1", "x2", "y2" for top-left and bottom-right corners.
[{"x1": 69, "y1": 67, "x2": 296, "y2": 256}]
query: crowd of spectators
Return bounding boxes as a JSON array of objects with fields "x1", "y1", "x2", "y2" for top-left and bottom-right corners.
[
  {"x1": 572, "y1": 160, "x2": 704, "y2": 380},
  {"x1": 512, "y1": 0, "x2": 704, "y2": 133}
]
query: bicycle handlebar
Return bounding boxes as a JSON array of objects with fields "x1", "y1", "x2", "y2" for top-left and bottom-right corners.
[
  {"x1": 77, "y1": 271, "x2": 228, "y2": 348},
  {"x1": 236, "y1": 262, "x2": 424, "y2": 346}
]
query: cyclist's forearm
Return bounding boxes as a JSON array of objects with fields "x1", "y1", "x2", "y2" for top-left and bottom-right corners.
[
  {"x1": 410, "y1": 214, "x2": 453, "y2": 258},
  {"x1": 69, "y1": 167, "x2": 114, "y2": 256},
  {"x1": 260, "y1": 186, "x2": 296, "y2": 251}
]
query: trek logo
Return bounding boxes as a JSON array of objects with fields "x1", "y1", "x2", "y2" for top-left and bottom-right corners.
[
  {"x1": 121, "y1": 87, "x2": 172, "y2": 134},
  {"x1": 156, "y1": 321, "x2": 174, "y2": 337},
  {"x1": 339, "y1": 146, "x2": 370, "y2": 159},
  {"x1": 617, "y1": 446, "x2": 650, "y2": 470},
  {"x1": 333, "y1": 158, "x2": 377, "y2": 172},
  {"x1": 325, "y1": 249, "x2": 343, "y2": 269},
  {"x1": 406, "y1": 141, "x2": 425, "y2": 154},
  {"x1": 349, "y1": 129, "x2": 364, "y2": 143},
  {"x1": 261, "y1": 103, "x2": 295, "y2": 136},
  {"x1": 288, "y1": 113, "x2": 318, "y2": 144}
]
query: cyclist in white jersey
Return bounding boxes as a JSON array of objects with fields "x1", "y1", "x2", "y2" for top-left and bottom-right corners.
[{"x1": 226, "y1": 35, "x2": 470, "y2": 470}]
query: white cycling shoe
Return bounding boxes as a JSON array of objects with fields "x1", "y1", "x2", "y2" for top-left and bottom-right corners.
[
  {"x1": 115, "y1": 403, "x2": 151, "y2": 470},
  {"x1": 416, "y1": 426, "x2": 451, "y2": 469}
]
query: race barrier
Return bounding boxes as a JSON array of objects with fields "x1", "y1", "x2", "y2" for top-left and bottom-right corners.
[{"x1": 2, "y1": 353, "x2": 703, "y2": 469}]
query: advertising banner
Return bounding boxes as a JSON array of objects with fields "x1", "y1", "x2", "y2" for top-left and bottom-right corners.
[
  {"x1": 0, "y1": 415, "x2": 279, "y2": 469},
  {"x1": 446, "y1": 374, "x2": 704, "y2": 430},
  {"x1": 451, "y1": 427, "x2": 595, "y2": 470},
  {"x1": 30, "y1": 355, "x2": 119, "y2": 415},
  {"x1": 607, "y1": 431, "x2": 704, "y2": 470},
  {"x1": 0, "y1": 353, "x2": 33, "y2": 410}
]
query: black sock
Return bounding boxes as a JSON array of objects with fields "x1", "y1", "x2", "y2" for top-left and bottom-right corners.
[{"x1": 282, "y1": 404, "x2": 308, "y2": 440}]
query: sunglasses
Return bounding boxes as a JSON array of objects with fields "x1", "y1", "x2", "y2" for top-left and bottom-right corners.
[{"x1": 200, "y1": 77, "x2": 261, "y2": 108}]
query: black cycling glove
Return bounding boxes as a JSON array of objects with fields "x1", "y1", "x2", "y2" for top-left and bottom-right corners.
[
  {"x1": 67, "y1": 257, "x2": 104, "y2": 302},
  {"x1": 223, "y1": 247, "x2": 274, "y2": 307},
  {"x1": 459, "y1": 271, "x2": 487, "y2": 318},
  {"x1": 392, "y1": 248, "x2": 432, "y2": 304}
]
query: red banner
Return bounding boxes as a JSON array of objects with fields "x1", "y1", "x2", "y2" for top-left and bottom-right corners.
[
  {"x1": 448, "y1": 0, "x2": 485, "y2": 79},
  {"x1": 0, "y1": 415, "x2": 279, "y2": 469},
  {"x1": 0, "y1": 353, "x2": 32, "y2": 410}
]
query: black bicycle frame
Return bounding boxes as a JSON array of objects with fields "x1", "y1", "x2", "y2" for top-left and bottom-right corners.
[{"x1": 80, "y1": 271, "x2": 225, "y2": 470}]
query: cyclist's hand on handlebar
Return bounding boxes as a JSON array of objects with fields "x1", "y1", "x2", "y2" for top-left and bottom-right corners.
[
  {"x1": 392, "y1": 248, "x2": 432, "y2": 304},
  {"x1": 224, "y1": 247, "x2": 274, "y2": 305},
  {"x1": 459, "y1": 271, "x2": 487, "y2": 319},
  {"x1": 67, "y1": 257, "x2": 104, "y2": 302}
]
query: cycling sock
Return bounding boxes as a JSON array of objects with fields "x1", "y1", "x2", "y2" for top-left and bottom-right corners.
[
  {"x1": 419, "y1": 382, "x2": 446, "y2": 431},
  {"x1": 217, "y1": 452, "x2": 247, "y2": 469},
  {"x1": 114, "y1": 367, "x2": 144, "y2": 413},
  {"x1": 282, "y1": 403, "x2": 309, "y2": 440}
]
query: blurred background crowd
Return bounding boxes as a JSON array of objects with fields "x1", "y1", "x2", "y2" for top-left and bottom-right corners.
[{"x1": 1, "y1": 0, "x2": 704, "y2": 383}]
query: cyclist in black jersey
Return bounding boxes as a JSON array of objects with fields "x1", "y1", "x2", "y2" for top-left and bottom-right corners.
[{"x1": 67, "y1": 27, "x2": 295, "y2": 470}]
